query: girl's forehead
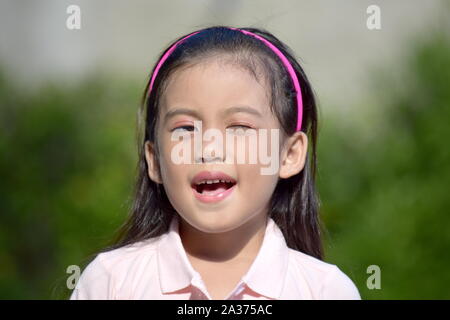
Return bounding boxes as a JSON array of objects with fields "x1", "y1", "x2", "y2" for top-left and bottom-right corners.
[{"x1": 161, "y1": 60, "x2": 271, "y2": 115}]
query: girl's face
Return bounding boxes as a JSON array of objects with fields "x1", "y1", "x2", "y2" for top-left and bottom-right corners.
[{"x1": 145, "y1": 59, "x2": 307, "y2": 233}]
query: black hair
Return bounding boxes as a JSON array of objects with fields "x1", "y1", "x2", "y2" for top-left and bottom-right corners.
[{"x1": 104, "y1": 25, "x2": 323, "y2": 259}]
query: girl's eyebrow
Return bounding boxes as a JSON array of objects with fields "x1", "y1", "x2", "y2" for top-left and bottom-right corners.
[
  {"x1": 163, "y1": 105, "x2": 263, "y2": 123},
  {"x1": 163, "y1": 108, "x2": 201, "y2": 123},
  {"x1": 223, "y1": 105, "x2": 263, "y2": 118}
]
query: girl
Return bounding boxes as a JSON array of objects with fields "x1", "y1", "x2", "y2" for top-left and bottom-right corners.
[{"x1": 70, "y1": 26, "x2": 361, "y2": 300}]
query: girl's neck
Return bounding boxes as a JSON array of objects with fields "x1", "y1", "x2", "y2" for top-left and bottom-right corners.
[{"x1": 178, "y1": 213, "x2": 268, "y2": 265}]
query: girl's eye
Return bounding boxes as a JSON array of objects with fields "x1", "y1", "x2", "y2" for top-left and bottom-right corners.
[
  {"x1": 229, "y1": 124, "x2": 253, "y2": 129},
  {"x1": 227, "y1": 124, "x2": 255, "y2": 136},
  {"x1": 172, "y1": 125, "x2": 195, "y2": 132}
]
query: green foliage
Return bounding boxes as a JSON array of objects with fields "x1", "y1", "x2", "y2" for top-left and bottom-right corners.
[
  {"x1": 318, "y1": 32, "x2": 450, "y2": 299},
  {"x1": 0, "y1": 74, "x2": 140, "y2": 298}
]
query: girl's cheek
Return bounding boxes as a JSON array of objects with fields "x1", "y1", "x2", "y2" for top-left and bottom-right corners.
[
  {"x1": 162, "y1": 133, "x2": 196, "y2": 164},
  {"x1": 159, "y1": 139, "x2": 195, "y2": 181}
]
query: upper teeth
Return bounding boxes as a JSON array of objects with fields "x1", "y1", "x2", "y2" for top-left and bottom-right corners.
[{"x1": 196, "y1": 179, "x2": 233, "y2": 185}]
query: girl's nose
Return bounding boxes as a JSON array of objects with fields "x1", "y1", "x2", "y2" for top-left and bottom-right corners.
[
  {"x1": 194, "y1": 131, "x2": 226, "y2": 164},
  {"x1": 197, "y1": 146, "x2": 225, "y2": 164},
  {"x1": 200, "y1": 154, "x2": 223, "y2": 163}
]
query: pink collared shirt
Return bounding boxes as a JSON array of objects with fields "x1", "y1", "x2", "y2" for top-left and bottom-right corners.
[{"x1": 70, "y1": 215, "x2": 361, "y2": 300}]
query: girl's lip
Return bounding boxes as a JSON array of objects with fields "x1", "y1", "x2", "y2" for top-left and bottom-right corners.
[
  {"x1": 192, "y1": 183, "x2": 236, "y2": 203},
  {"x1": 191, "y1": 170, "x2": 237, "y2": 186}
]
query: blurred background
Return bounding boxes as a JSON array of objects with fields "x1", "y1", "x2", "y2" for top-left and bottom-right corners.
[{"x1": 0, "y1": 0, "x2": 449, "y2": 299}]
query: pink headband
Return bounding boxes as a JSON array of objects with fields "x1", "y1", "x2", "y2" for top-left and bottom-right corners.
[{"x1": 148, "y1": 27, "x2": 303, "y2": 131}]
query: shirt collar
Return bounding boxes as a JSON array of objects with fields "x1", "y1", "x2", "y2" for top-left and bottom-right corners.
[{"x1": 157, "y1": 214, "x2": 289, "y2": 299}]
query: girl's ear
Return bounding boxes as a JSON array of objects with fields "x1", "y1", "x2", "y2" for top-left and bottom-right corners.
[
  {"x1": 144, "y1": 141, "x2": 163, "y2": 184},
  {"x1": 279, "y1": 131, "x2": 308, "y2": 179}
]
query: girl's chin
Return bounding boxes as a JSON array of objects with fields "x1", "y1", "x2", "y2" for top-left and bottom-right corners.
[
  {"x1": 180, "y1": 207, "x2": 245, "y2": 226},
  {"x1": 185, "y1": 217, "x2": 246, "y2": 234}
]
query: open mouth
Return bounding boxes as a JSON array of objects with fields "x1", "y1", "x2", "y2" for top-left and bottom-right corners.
[
  {"x1": 192, "y1": 180, "x2": 237, "y2": 195},
  {"x1": 190, "y1": 171, "x2": 237, "y2": 202}
]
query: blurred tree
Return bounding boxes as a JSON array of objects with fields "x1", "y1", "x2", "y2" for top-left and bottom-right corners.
[
  {"x1": 0, "y1": 73, "x2": 140, "y2": 299},
  {"x1": 319, "y1": 31, "x2": 450, "y2": 299}
]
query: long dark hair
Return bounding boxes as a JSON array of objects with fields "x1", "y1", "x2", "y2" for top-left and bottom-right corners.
[{"x1": 104, "y1": 25, "x2": 323, "y2": 259}]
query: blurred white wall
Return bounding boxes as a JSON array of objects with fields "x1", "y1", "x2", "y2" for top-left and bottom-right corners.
[{"x1": 0, "y1": 0, "x2": 448, "y2": 111}]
